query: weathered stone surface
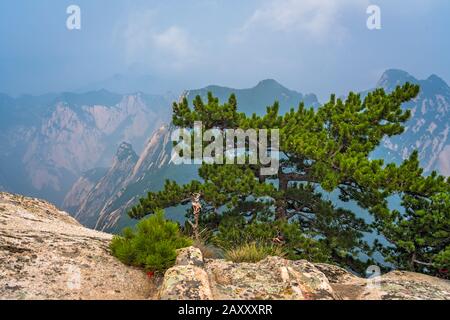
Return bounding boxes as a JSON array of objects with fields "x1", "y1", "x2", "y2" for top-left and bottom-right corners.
[
  {"x1": 314, "y1": 263, "x2": 450, "y2": 300},
  {"x1": 0, "y1": 192, "x2": 154, "y2": 300},
  {"x1": 207, "y1": 257, "x2": 337, "y2": 300},
  {"x1": 158, "y1": 265, "x2": 213, "y2": 300},
  {"x1": 160, "y1": 247, "x2": 337, "y2": 300},
  {"x1": 176, "y1": 246, "x2": 204, "y2": 267},
  {"x1": 159, "y1": 247, "x2": 450, "y2": 300},
  {"x1": 159, "y1": 247, "x2": 212, "y2": 300},
  {"x1": 366, "y1": 271, "x2": 450, "y2": 300}
]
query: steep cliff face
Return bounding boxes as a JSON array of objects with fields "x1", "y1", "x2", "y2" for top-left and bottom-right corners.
[
  {"x1": 0, "y1": 192, "x2": 154, "y2": 300},
  {"x1": 72, "y1": 142, "x2": 139, "y2": 228},
  {"x1": 128, "y1": 124, "x2": 174, "y2": 182},
  {"x1": 93, "y1": 125, "x2": 176, "y2": 231},
  {"x1": 65, "y1": 124, "x2": 176, "y2": 232},
  {"x1": 62, "y1": 167, "x2": 108, "y2": 215},
  {"x1": 0, "y1": 91, "x2": 171, "y2": 205}
]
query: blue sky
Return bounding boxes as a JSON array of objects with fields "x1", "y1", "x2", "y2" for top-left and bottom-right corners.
[{"x1": 1, "y1": 0, "x2": 449, "y2": 100}]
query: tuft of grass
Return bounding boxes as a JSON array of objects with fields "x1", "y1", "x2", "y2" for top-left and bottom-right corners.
[{"x1": 224, "y1": 242, "x2": 286, "y2": 263}]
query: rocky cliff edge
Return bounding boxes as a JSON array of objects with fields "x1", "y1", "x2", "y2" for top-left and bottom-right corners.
[
  {"x1": 0, "y1": 192, "x2": 153, "y2": 300},
  {"x1": 1, "y1": 192, "x2": 449, "y2": 300}
]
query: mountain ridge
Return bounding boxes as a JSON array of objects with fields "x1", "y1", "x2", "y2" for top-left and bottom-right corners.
[
  {"x1": 186, "y1": 78, "x2": 319, "y2": 115},
  {"x1": 0, "y1": 91, "x2": 172, "y2": 205}
]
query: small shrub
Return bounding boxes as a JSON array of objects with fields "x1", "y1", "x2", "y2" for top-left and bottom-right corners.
[
  {"x1": 110, "y1": 210, "x2": 192, "y2": 272},
  {"x1": 224, "y1": 242, "x2": 286, "y2": 263}
]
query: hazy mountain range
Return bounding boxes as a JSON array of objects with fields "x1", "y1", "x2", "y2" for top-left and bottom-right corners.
[
  {"x1": 0, "y1": 90, "x2": 173, "y2": 205},
  {"x1": 1, "y1": 69, "x2": 449, "y2": 232},
  {"x1": 75, "y1": 73, "x2": 179, "y2": 96}
]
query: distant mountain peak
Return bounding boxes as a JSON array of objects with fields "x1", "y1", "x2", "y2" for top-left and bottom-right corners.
[
  {"x1": 56, "y1": 89, "x2": 123, "y2": 107},
  {"x1": 376, "y1": 69, "x2": 450, "y2": 95},
  {"x1": 115, "y1": 142, "x2": 138, "y2": 162},
  {"x1": 255, "y1": 79, "x2": 285, "y2": 89},
  {"x1": 426, "y1": 74, "x2": 449, "y2": 90},
  {"x1": 377, "y1": 69, "x2": 418, "y2": 89}
]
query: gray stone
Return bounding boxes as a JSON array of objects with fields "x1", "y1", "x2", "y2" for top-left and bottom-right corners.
[{"x1": 158, "y1": 246, "x2": 450, "y2": 300}]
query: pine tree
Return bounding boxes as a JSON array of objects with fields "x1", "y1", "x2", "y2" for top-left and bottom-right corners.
[
  {"x1": 128, "y1": 83, "x2": 449, "y2": 276},
  {"x1": 372, "y1": 168, "x2": 450, "y2": 276}
]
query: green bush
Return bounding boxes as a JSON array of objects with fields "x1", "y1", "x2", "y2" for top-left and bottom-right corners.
[
  {"x1": 110, "y1": 210, "x2": 192, "y2": 272},
  {"x1": 224, "y1": 242, "x2": 286, "y2": 263}
]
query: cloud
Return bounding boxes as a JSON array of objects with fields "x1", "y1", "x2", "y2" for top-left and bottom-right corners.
[
  {"x1": 121, "y1": 10, "x2": 199, "y2": 71},
  {"x1": 230, "y1": 0, "x2": 367, "y2": 43}
]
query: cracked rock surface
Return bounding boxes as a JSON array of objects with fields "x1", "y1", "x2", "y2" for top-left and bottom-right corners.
[
  {"x1": 159, "y1": 247, "x2": 450, "y2": 300},
  {"x1": 0, "y1": 192, "x2": 153, "y2": 300}
]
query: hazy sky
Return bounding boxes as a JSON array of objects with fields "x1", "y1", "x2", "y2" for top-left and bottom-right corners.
[{"x1": 1, "y1": 0, "x2": 449, "y2": 100}]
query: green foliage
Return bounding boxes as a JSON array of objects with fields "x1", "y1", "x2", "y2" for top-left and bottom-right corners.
[
  {"x1": 110, "y1": 210, "x2": 192, "y2": 272},
  {"x1": 434, "y1": 246, "x2": 450, "y2": 272},
  {"x1": 128, "y1": 83, "x2": 449, "y2": 277},
  {"x1": 224, "y1": 242, "x2": 286, "y2": 263},
  {"x1": 374, "y1": 191, "x2": 450, "y2": 275},
  {"x1": 213, "y1": 214, "x2": 331, "y2": 262}
]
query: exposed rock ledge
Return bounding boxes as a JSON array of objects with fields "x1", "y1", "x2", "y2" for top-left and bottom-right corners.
[
  {"x1": 1, "y1": 192, "x2": 449, "y2": 300},
  {"x1": 0, "y1": 192, "x2": 153, "y2": 300},
  {"x1": 159, "y1": 247, "x2": 450, "y2": 300}
]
